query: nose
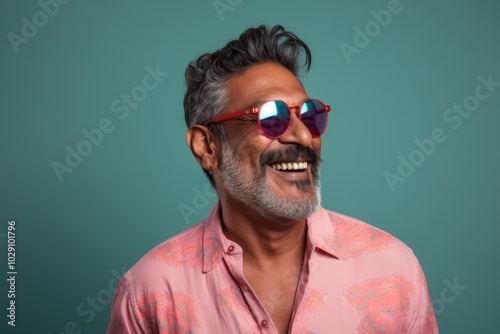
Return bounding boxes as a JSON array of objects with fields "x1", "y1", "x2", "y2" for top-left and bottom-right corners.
[{"x1": 277, "y1": 108, "x2": 313, "y2": 147}]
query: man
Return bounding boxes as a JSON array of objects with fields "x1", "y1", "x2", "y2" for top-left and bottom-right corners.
[{"x1": 107, "y1": 25, "x2": 438, "y2": 333}]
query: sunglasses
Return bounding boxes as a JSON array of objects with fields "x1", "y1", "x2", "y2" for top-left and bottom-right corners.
[{"x1": 204, "y1": 99, "x2": 331, "y2": 138}]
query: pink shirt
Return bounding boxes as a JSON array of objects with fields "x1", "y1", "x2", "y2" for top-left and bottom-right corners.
[{"x1": 107, "y1": 203, "x2": 438, "y2": 333}]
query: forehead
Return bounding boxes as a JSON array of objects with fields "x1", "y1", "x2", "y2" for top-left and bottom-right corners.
[{"x1": 225, "y1": 62, "x2": 308, "y2": 110}]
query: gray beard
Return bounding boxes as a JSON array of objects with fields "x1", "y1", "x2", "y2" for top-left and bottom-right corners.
[{"x1": 217, "y1": 142, "x2": 321, "y2": 224}]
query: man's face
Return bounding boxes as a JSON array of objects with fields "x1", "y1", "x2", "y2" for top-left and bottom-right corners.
[{"x1": 215, "y1": 62, "x2": 322, "y2": 223}]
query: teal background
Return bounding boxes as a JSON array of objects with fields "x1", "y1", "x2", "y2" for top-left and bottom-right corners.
[{"x1": 1, "y1": 0, "x2": 499, "y2": 332}]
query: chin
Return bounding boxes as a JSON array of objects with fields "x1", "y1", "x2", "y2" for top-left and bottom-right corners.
[{"x1": 252, "y1": 186, "x2": 322, "y2": 224}]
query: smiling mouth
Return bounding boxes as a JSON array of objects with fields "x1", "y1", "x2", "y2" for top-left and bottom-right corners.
[{"x1": 269, "y1": 161, "x2": 308, "y2": 171}]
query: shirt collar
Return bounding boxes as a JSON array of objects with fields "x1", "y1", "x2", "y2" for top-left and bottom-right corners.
[
  {"x1": 202, "y1": 202, "x2": 227, "y2": 273},
  {"x1": 305, "y1": 207, "x2": 339, "y2": 259},
  {"x1": 202, "y1": 202, "x2": 339, "y2": 273}
]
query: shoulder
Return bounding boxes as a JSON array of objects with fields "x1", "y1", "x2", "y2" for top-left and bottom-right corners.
[
  {"x1": 108, "y1": 223, "x2": 209, "y2": 333},
  {"x1": 315, "y1": 210, "x2": 437, "y2": 331},
  {"x1": 141, "y1": 221, "x2": 206, "y2": 266},
  {"x1": 319, "y1": 208, "x2": 421, "y2": 272},
  {"x1": 123, "y1": 221, "x2": 207, "y2": 291}
]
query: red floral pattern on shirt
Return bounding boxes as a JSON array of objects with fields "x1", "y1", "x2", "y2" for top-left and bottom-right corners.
[
  {"x1": 135, "y1": 292, "x2": 204, "y2": 333},
  {"x1": 323, "y1": 213, "x2": 396, "y2": 259},
  {"x1": 217, "y1": 286, "x2": 260, "y2": 333},
  {"x1": 297, "y1": 287, "x2": 329, "y2": 316},
  {"x1": 217, "y1": 285, "x2": 252, "y2": 315},
  {"x1": 106, "y1": 279, "x2": 130, "y2": 333},
  {"x1": 294, "y1": 288, "x2": 329, "y2": 333},
  {"x1": 342, "y1": 273, "x2": 415, "y2": 334},
  {"x1": 415, "y1": 262, "x2": 438, "y2": 333},
  {"x1": 144, "y1": 224, "x2": 205, "y2": 268},
  {"x1": 420, "y1": 303, "x2": 438, "y2": 334}
]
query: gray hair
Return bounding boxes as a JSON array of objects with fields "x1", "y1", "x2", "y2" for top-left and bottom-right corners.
[{"x1": 183, "y1": 24, "x2": 312, "y2": 186}]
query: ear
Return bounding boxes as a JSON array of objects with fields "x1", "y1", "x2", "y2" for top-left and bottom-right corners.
[{"x1": 186, "y1": 125, "x2": 219, "y2": 173}]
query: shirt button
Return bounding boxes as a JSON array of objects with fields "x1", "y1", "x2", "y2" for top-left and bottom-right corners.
[
  {"x1": 228, "y1": 245, "x2": 234, "y2": 252},
  {"x1": 241, "y1": 285, "x2": 248, "y2": 292},
  {"x1": 260, "y1": 319, "x2": 268, "y2": 327}
]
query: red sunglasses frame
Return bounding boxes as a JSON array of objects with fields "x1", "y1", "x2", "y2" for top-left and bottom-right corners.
[{"x1": 204, "y1": 99, "x2": 331, "y2": 138}]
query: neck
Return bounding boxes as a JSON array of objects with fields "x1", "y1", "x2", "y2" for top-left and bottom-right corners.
[{"x1": 219, "y1": 196, "x2": 307, "y2": 269}]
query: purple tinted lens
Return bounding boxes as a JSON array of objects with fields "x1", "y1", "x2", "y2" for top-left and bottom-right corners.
[
  {"x1": 300, "y1": 100, "x2": 327, "y2": 136},
  {"x1": 258, "y1": 101, "x2": 290, "y2": 137}
]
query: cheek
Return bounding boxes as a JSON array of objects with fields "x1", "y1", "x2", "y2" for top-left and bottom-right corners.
[
  {"x1": 313, "y1": 138, "x2": 322, "y2": 154},
  {"x1": 224, "y1": 121, "x2": 284, "y2": 168},
  {"x1": 237, "y1": 141, "x2": 269, "y2": 169},
  {"x1": 228, "y1": 133, "x2": 273, "y2": 169}
]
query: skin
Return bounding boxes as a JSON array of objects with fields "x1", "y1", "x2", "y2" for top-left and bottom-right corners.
[{"x1": 186, "y1": 62, "x2": 322, "y2": 333}]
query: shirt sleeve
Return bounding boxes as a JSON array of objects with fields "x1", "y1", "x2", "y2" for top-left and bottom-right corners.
[
  {"x1": 106, "y1": 275, "x2": 148, "y2": 334},
  {"x1": 406, "y1": 250, "x2": 439, "y2": 334}
]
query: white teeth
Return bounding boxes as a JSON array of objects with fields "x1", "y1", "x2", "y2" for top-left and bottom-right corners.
[{"x1": 270, "y1": 161, "x2": 308, "y2": 171}]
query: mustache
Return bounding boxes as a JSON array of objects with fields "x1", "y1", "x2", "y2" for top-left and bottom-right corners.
[{"x1": 260, "y1": 146, "x2": 321, "y2": 167}]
